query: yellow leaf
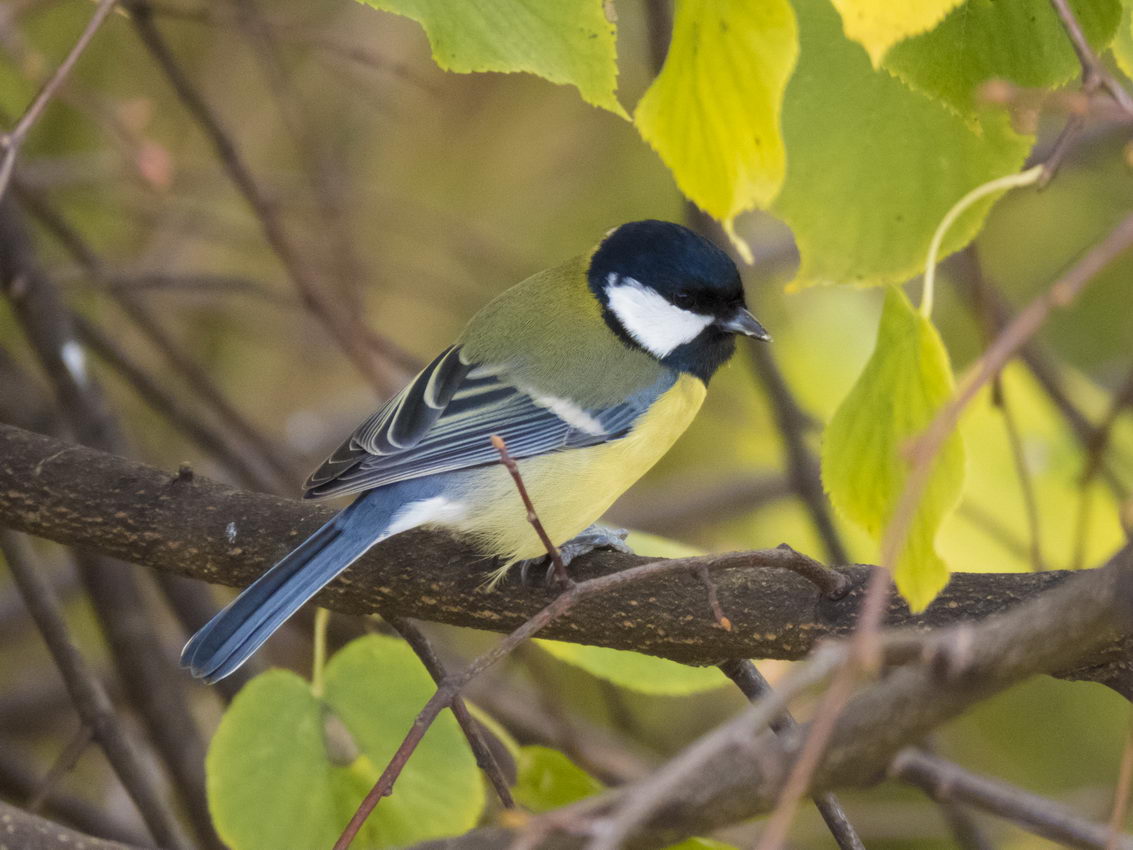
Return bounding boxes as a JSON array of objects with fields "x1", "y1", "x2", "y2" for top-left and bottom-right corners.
[
  {"x1": 821, "y1": 287, "x2": 966, "y2": 610},
  {"x1": 634, "y1": 0, "x2": 799, "y2": 231},
  {"x1": 830, "y1": 0, "x2": 965, "y2": 66},
  {"x1": 359, "y1": 0, "x2": 627, "y2": 117},
  {"x1": 1114, "y1": 0, "x2": 1133, "y2": 80}
]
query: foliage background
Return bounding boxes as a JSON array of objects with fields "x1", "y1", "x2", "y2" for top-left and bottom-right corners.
[{"x1": 1, "y1": 0, "x2": 1132, "y2": 846}]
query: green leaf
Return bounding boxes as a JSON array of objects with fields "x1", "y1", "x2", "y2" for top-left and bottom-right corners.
[
  {"x1": 771, "y1": 0, "x2": 1031, "y2": 288},
  {"x1": 207, "y1": 636, "x2": 484, "y2": 850},
  {"x1": 512, "y1": 746, "x2": 603, "y2": 812},
  {"x1": 830, "y1": 0, "x2": 965, "y2": 65},
  {"x1": 821, "y1": 287, "x2": 966, "y2": 610},
  {"x1": 357, "y1": 0, "x2": 626, "y2": 117},
  {"x1": 1114, "y1": 0, "x2": 1133, "y2": 79},
  {"x1": 886, "y1": 0, "x2": 1122, "y2": 114},
  {"x1": 511, "y1": 748, "x2": 738, "y2": 849},
  {"x1": 535, "y1": 640, "x2": 726, "y2": 695},
  {"x1": 634, "y1": 0, "x2": 799, "y2": 230}
]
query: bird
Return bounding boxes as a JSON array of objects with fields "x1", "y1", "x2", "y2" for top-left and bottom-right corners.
[{"x1": 181, "y1": 220, "x2": 770, "y2": 682}]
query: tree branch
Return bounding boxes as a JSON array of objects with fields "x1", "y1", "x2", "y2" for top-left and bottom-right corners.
[
  {"x1": 1, "y1": 421, "x2": 1131, "y2": 696},
  {"x1": 424, "y1": 546, "x2": 1133, "y2": 848},
  {"x1": 891, "y1": 748, "x2": 1133, "y2": 850},
  {"x1": 0, "y1": 531, "x2": 192, "y2": 850},
  {"x1": 0, "y1": 800, "x2": 148, "y2": 850}
]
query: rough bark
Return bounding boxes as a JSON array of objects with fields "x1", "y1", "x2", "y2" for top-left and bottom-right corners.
[{"x1": 2, "y1": 422, "x2": 1131, "y2": 696}]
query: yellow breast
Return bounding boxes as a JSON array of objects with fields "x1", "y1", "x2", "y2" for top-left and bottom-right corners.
[{"x1": 450, "y1": 374, "x2": 707, "y2": 569}]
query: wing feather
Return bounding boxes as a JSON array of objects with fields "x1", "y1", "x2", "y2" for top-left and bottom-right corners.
[{"x1": 304, "y1": 345, "x2": 672, "y2": 500}]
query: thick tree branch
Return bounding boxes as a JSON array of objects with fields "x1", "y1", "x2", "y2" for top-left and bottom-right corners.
[
  {"x1": 0, "y1": 800, "x2": 148, "y2": 850},
  {"x1": 2, "y1": 421, "x2": 1132, "y2": 696}
]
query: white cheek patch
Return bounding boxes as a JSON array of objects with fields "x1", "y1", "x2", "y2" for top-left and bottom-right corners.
[{"x1": 605, "y1": 274, "x2": 714, "y2": 358}]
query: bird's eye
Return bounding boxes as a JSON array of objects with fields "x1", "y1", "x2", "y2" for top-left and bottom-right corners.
[{"x1": 673, "y1": 291, "x2": 695, "y2": 308}]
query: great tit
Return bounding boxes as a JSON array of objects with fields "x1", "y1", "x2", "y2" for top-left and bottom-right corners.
[{"x1": 182, "y1": 220, "x2": 770, "y2": 682}]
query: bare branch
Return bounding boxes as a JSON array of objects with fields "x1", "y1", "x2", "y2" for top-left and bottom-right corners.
[
  {"x1": 1048, "y1": 0, "x2": 1133, "y2": 115},
  {"x1": 449, "y1": 547, "x2": 1133, "y2": 849},
  {"x1": 891, "y1": 748, "x2": 1133, "y2": 850},
  {"x1": 0, "y1": 0, "x2": 118, "y2": 201},
  {"x1": 384, "y1": 614, "x2": 516, "y2": 810},
  {"x1": 718, "y1": 660, "x2": 863, "y2": 850},
  {"x1": 122, "y1": 0, "x2": 414, "y2": 394},
  {"x1": 0, "y1": 531, "x2": 192, "y2": 850},
  {"x1": 2, "y1": 420, "x2": 1132, "y2": 694},
  {"x1": 0, "y1": 799, "x2": 149, "y2": 850}
]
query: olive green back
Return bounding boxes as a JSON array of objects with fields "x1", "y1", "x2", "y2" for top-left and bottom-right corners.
[{"x1": 458, "y1": 256, "x2": 667, "y2": 408}]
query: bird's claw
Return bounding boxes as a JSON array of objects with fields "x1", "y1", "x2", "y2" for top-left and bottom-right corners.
[{"x1": 515, "y1": 525, "x2": 633, "y2": 588}]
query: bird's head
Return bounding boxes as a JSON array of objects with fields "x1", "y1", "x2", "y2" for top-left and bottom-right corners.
[{"x1": 588, "y1": 220, "x2": 770, "y2": 381}]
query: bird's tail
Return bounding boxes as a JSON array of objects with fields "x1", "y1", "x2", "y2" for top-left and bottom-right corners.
[{"x1": 181, "y1": 494, "x2": 391, "y2": 683}]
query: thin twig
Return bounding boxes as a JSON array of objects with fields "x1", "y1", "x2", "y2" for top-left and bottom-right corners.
[
  {"x1": 718, "y1": 660, "x2": 864, "y2": 850},
  {"x1": 891, "y1": 210, "x2": 1133, "y2": 586},
  {"x1": 0, "y1": 531, "x2": 192, "y2": 850},
  {"x1": 892, "y1": 748, "x2": 1133, "y2": 850},
  {"x1": 0, "y1": 744, "x2": 149, "y2": 846},
  {"x1": 1108, "y1": 718, "x2": 1133, "y2": 850},
  {"x1": 696, "y1": 565, "x2": 731, "y2": 631},
  {"x1": 771, "y1": 542, "x2": 851, "y2": 598},
  {"x1": 992, "y1": 378, "x2": 1047, "y2": 571},
  {"x1": 1048, "y1": 0, "x2": 1133, "y2": 115},
  {"x1": 466, "y1": 674, "x2": 657, "y2": 784},
  {"x1": 226, "y1": 0, "x2": 369, "y2": 314},
  {"x1": 949, "y1": 245, "x2": 1127, "y2": 498},
  {"x1": 0, "y1": 0, "x2": 118, "y2": 201},
  {"x1": 1083, "y1": 361, "x2": 1133, "y2": 486},
  {"x1": 753, "y1": 641, "x2": 866, "y2": 850},
  {"x1": 491, "y1": 434, "x2": 570, "y2": 587},
  {"x1": 16, "y1": 187, "x2": 302, "y2": 490},
  {"x1": 73, "y1": 313, "x2": 284, "y2": 492},
  {"x1": 566, "y1": 648, "x2": 845, "y2": 850},
  {"x1": 27, "y1": 723, "x2": 94, "y2": 812},
  {"x1": 123, "y1": 0, "x2": 414, "y2": 394},
  {"x1": 384, "y1": 614, "x2": 516, "y2": 809}
]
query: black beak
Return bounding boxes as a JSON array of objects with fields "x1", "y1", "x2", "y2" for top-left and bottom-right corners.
[{"x1": 719, "y1": 308, "x2": 771, "y2": 342}]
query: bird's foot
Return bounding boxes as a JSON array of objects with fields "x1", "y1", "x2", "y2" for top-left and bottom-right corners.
[{"x1": 517, "y1": 525, "x2": 633, "y2": 588}]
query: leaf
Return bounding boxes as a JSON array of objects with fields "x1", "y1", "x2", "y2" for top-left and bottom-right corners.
[
  {"x1": 634, "y1": 0, "x2": 799, "y2": 230},
  {"x1": 511, "y1": 747, "x2": 738, "y2": 849},
  {"x1": 771, "y1": 0, "x2": 1031, "y2": 288},
  {"x1": 512, "y1": 746, "x2": 603, "y2": 812},
  {"x1": 821, "y1": 287, "x2": 966, "y2": 610},
  {"x1": 535, "y1": 640, "x2": 726, "y2": 695},
  {"x1": 357, "y1": 0, "x2": 626, "y2": 117},
  {"x1": 830, "y1": 0, "x2": 965, "y2": 66},
  {"x1": 207, "y1": 636, "x2": 484, "y2": 850},
  {"x1": 886, "y1": 0, "x2": 1122, "y2": 114},
  {"x1": 1114, "y1": 0, "x2": 1133, "y2": 79}
]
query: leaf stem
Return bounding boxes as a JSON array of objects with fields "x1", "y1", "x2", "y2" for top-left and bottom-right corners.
[
  {"x1": 312, "y1": 606, "x2": 329, "y2": 698},
  {"x1": 921, "y1": 166, "x2": 1043, "y2": 318}
]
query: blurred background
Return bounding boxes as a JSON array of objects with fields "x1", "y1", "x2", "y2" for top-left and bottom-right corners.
[{"x1": 1, "y1": 0, "x2": 1132, "y2": 846}]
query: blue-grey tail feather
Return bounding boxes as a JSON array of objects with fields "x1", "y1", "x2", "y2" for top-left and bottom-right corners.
[{"x1": 181, "y1": 495, "x2": 391, "y2": 683}]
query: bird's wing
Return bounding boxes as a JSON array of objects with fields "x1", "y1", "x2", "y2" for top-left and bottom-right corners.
[{"x1": 303, "y1": 345, "x2": 672, "y2": 499}]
